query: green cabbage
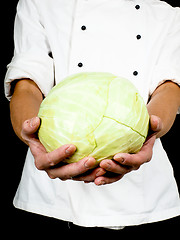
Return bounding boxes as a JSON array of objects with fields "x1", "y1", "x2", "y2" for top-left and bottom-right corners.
[{"x1": 38, "y1": 72, "x2": 149, "y2": 163}]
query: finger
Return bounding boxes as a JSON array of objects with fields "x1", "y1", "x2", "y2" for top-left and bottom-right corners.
[
  {"x1": 100, "y1": 159, "x2": 132, "y2": 175},
  {"x1": 114, "y1": 135, "x2": 156, "y2": 169},
  {"x1": 22, "y1": 117, "x2": 40, "y2": 135},
  {"x1": 73, "y1": 167, "x2": 106, "y2": 183},
  {"x1": 94, "y1": 174, "x2": 124, "y2": 186},
  {"x1": 148, "y1": 115, "x2": 163, "y2": 136},
  {"x1": 46, "y1": 156, "x2": 96, "y2": 180},
  {"x1": 143, "y1": 133, "x2": 156, "y2": 148},
  {"x1": 34, "y1": 144, "x2": 76, "y2": 170},
  {"x1": 21, "y1": 117, "x2": 40, "y2": 143}
]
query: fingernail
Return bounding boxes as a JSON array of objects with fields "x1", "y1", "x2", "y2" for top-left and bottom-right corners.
[
  {"x1": 96, "y1": 169, "x2": 105, "y2": 177},
  {"x1": 85, "y1": 157, "x2": 94, "y2": 169},
  {"x1": 114, "y1": 154, "x2": 125, "y2": 163},
  {"x1": 105, "y1": 163, "x2": 111, "y2": 170},
  {"x1": 156, "y1": 122, "x2": 160, "y2": 131},
  {"x1": 156, "y1": 121, "x2": 163, "y2": 131},
  {"x1": 30, "y1": 117, "x2": 39, "y2": 128},
  {"x1": 65, "y1": 145, "x2": 76, "y2": 155},
  {"x1": 98, "y1": 180, "x2": 106, "y2": 186}
]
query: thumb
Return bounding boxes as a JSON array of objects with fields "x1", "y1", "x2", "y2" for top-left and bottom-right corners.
[
  {"x1": 150, "y1": 115, "x2": 163, "y2": 132},
  {"x1": 21, "y1": 117, "x2": 40, "y2": 143}
]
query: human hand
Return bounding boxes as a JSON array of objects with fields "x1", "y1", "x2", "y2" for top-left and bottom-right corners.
[
  {"x1": 92, "y1": 115, "x2": 163, "y2": 186},
  {"x1": 21, "y1": 117, "x2": 102, "y2": 180}
]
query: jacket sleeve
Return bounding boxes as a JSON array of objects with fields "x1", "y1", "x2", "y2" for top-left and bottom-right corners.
[
  {"x1": 4, "y1": 0, "x2": 54, "y2": 100},
  {"x1": 149, "y1": 8, "x2": 180, "y2": 113}
]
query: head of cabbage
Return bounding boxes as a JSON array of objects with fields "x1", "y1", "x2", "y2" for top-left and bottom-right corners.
[{"x1": 38, "y1": 72, "x2": 149, "y2": 164}]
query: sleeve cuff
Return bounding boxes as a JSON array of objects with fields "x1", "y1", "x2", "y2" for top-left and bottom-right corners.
[{"x1": 4, "y1": 52, "x2": 54, "y2": 100}]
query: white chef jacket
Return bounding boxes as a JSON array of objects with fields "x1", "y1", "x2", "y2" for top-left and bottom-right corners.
[{"x1": 4, "y1": 0, "x2": 180, "y2": 228}]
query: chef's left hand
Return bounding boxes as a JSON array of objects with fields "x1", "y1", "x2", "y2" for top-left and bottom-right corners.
[{"x1": 94, "y1": 115, "x2": 162, "y2": 186}]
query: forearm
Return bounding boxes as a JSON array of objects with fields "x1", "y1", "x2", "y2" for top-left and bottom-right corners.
[
  {"x1": 10, "y1": 79, "x2": 43, "y2": 143},
  {"x1": 147, "y1": 81, "x2": 180, "y2": 138}
]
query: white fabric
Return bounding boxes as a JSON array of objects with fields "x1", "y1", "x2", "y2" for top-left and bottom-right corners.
[{"x1": 4, "y1": 0, "x2": 180, "y2": 228}]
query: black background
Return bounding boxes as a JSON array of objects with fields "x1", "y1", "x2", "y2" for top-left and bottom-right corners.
[{"x1": 1, "y1": 0, "x2": 180, "y2": 236}]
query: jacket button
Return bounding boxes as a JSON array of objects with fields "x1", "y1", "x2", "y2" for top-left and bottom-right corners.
[
  {"x1": 135, "y1": 5, "x2": 140, "y2": 10},
  {"x1": 81, "y1": 25, "x2": 86, "y2": 31},
  {"x1": 133, "y1": 71, "x2": 138, "y2": 76},
  {"x1": 136, "y1": 35, "x2": 141, "y2": 40},
  {"x1": 78, "y1": 62, "x2": 83, "y2": 67}
]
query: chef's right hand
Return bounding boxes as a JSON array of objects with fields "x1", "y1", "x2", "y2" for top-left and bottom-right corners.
[{"x1": 21, "y1": 117, "x2": 105, "y2": 181}]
